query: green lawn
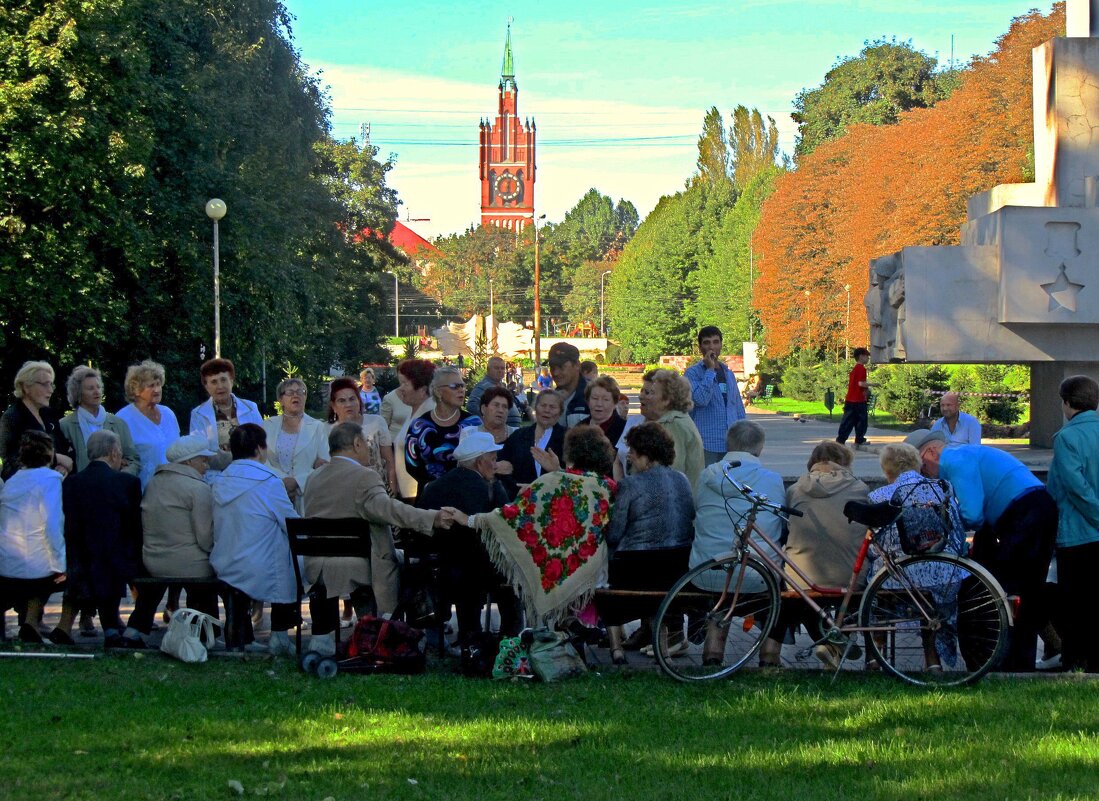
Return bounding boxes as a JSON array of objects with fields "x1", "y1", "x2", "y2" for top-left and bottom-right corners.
[
  {"x1": 761, "y1": 397, "x2": 904, "y2": 428},
  {"x1": 2, "y1": 654, "x2": 1097, "y2": 801}
]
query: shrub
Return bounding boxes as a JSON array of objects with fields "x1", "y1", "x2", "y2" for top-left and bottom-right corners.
[
  {"x1": 875, "y1": 364, "x2": 949, "y2": 422},
  {"x1": 951, "y1": 365, "x2": 1027, "y2": 425}
]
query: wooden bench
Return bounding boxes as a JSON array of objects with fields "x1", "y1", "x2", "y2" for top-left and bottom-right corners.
[
  {"x1": 130, "y1": 575, "x2": 237, "y2": 649},
  {"x1": 286, "y1": 517, "x2": 373, "y2": 655}
]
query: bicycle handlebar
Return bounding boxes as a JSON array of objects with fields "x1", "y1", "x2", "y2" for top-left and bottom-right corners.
[{"x1": 719, "y1": 461, "x2": 803, "y2": 519}]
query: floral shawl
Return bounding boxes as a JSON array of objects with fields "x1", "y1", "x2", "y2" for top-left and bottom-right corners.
[{"x1": 477, "y1": 469, "x2": 616, "y2": 625}]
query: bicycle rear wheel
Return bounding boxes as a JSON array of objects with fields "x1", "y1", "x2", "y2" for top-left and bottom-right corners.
[
  {"x1": 653, "y1": 555, "x2": 780, "y2": 682},
  {"x1": 860, "y1": 553, "x2": 1009, "y2": 687}
]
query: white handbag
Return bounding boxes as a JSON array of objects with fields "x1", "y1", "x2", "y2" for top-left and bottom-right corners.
[{"x1": 159, "y1": 608, "x2": 218, "y2": 664}]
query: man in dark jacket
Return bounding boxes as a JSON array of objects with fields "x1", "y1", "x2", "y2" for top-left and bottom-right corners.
[
  {"x1": 58, "y1": 430, "x2": 143, "y2": 647},
  {"x1": 417, "y1": 431, "x2": 520, "y2": 645}
]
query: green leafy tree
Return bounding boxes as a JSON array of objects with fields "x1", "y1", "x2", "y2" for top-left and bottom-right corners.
[
  {"x1": 792, "y1": 38, "x2": 951, "y2": 159},
  {"x1": 694, "y1": 106, "x2": 731, "y2": 187},
  {"x1": 730, "y1": 105, "x2": 781, "y2": 192}
]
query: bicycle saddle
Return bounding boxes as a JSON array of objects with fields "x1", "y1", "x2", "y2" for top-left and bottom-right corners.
[{"x1": 843, "y1": 499, "x2": 903, "y2": 529}]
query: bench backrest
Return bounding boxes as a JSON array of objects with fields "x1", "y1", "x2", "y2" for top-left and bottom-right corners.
[{"x1": 286, "y1": 517, "x2": 373, "y2": 560}]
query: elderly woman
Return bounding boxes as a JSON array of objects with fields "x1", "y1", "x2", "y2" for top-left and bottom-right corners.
[
  {"x1": 582, "y1": 375, "x2": 628, "y2": 450},
  {"x1": 359, "y1": 368, "x2": 382, "y2": 415},
  {"x1": 391, "y1": 359, "x2": 435, "y2": 501},
  {"x1": 639, "y1": 368, "x2": 704, "y2": 487},
  {"x1": 762, "y1": 441, "x2": 871, "y2": 668},
  {"x1": 59, "y1": 366, "x2": 141, "y2": 478},
  {"x1": 499, "y1": 389, "x2": 567, "y2": 499},
  {"x1": 123, "y1": 434, "x2": 220, "y2": 645},
  {"x1": 262, "y1": 378, "x2": 328, "y2": 511},
  {"x1": 405, "y1": 365, "x2": 481, "y2": 496},
  {"x1": 211, "y1": 424, "x2": 300, "y2": 655},
  {"x1": 0, "y1": 361, "x2": 74, "y2": 482},
  {"x1": 476, "y1": 385, "x2": 517, "y2": 444},
  {"x1": 189, "y1": 357, "x2": 262, "y2": 472},
  {"x1": 0, "y1": 432, "x2": 66, "y2": 643},
  {"x1": 602, "y1": 422, "x2": 696, "y2": 664},
  {"x1": 868, "y1": 442, "x2": 967, "y2": 671},
  {"x1": 115, "y1": 360, "x2": 181, "y2": 490},
  {"x1": 328, "y1": 377, "x2": 395, "y2": 492},
  {"x1": 474, "y1": 425, "x2": 617, "y2": 625}
]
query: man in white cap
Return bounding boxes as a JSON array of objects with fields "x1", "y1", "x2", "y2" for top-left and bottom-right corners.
[
  {"x1": 302, "y1": 422, "x2": 462, "y2": 656},
  {"x1": 904, "y1": 428, "x2": 1057, "y2": 671},
  {"x1": 417, "y1": 431, "x2": 521, "y2": 646}
]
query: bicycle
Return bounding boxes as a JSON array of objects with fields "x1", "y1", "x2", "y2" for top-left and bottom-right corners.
[{"x1": 652, "y1": 463, "x2": 1012, "y2": 687}]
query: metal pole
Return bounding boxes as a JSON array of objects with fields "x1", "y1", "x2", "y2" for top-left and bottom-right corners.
[
  {"x1": 384, "y1": 271, "x2": 398, "y2": 338},
  {"x1": 844, "y1": 283, "x2": 851, "y2": 360},
  {"x1": 533, "y1": 219, "x2": 541, "y2": 365},
  {"x1": 600, "y1": 269, "x2": 612, "y2": 336},
  {"x1": 489, "y1": 277, "x2": 494, "y2": 319},
  {"x1": 213, "y1": 219, "x2": 221, "y2": 358}
]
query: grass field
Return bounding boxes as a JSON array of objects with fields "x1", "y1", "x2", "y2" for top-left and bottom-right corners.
[{"x1": 2, "y1": 654, "x2": 1097, "y2": 801}]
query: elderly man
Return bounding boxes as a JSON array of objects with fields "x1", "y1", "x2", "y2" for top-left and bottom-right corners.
[
  {"x1": 685, "y1": 326, "x2": 747, "y2": 465},
  {"x1": 301, "y1": 421, "x2": 460, "y2": 656},
  {"x1": 904, "y1": 429, "x2": 1057, "y2": 670},
  {"x1": 467, "y1": 356, "x2": 521, "y2": 428},
  {"x1": 57, "y1": 430, "x2": 143, "y2": 648},
  {"x1": 417, "y1": 431, "x2": 520, "y2": 645},
  {"x1": 684, "y1": 420, "x2": 785, "y2": 662},
  {"x1": 930, "y1": 392, "x2": 982, "y2": 445},
  {"x1": 548, "y1": 342, "x2": 590, "y2": 428}
]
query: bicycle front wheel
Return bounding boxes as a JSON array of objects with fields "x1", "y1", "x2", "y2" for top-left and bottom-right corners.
[
  {"x1": 653, "y1": 555, "x2": 780, "y2": 682},
  {"x1": 860, "y1": 553, "x2": 1009, "y2": 687}
]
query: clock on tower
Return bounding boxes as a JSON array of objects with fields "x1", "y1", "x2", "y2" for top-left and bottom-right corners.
[{"x1": 479, "y1": 23, "x2": 536, "y2": 232}]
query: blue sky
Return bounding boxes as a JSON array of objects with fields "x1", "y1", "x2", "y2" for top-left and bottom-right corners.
[{"x1": 281, "y1": 0, "x2": 1055, "y2": 238}]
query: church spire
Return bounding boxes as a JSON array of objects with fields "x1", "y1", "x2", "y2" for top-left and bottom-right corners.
[{"x1": 501, "y1": 20, "x2": 516, "y2": 90}]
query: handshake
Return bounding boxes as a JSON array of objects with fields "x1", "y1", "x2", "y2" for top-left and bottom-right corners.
[{"x1": 433, "y1": 506, "x2": 474, "y2": 530}]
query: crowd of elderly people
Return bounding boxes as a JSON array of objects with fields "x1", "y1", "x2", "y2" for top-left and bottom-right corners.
[{"x1": 1, "y1": 343, "x2": 1095, "y2": 676}]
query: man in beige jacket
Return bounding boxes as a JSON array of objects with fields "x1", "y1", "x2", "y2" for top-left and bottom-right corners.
[{"x1": 301, "y1": 421, "x2": 461, "y2": 655}]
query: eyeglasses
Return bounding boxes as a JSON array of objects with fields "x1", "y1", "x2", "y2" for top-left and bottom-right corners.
[
  {"x1": 32, "y1": 381, "x2": 55, "y2": 389},
  {"x1": 281, "y1": 389, "x2": 306, "y2": 397},
  {"x1": 439, "y1": 383, "x2": 465, "y2": 390}
]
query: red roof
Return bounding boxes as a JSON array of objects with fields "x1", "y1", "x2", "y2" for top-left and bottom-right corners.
[{"x1": 357, "y1": 220, "x2": 440, "y2": 258}]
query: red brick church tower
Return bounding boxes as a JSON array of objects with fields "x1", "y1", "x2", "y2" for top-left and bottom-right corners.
[{"x1": 479, "y1": 24, "x2": 536, "y2": 232}]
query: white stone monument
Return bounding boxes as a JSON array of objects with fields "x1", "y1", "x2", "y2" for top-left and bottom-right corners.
[{"x1": 867, "y1": 0, "x2": 1099, "y2": 447}]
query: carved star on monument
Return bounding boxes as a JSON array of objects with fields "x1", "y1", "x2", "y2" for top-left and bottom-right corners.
[{"x1": 1041, "y1": 264, "x2": 1085, "y2": 312}]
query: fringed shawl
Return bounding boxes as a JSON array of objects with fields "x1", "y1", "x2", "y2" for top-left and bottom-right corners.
[{"x1": 477, "y1": 469, "x2": 615, "y2": 625}]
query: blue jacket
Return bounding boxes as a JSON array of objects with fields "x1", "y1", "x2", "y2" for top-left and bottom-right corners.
[
  {"x1": 938, "y1": 445, "x2": 1043, "y2": 529},
  {"x1": 1048, "y1": 410, "x2": 1099, "y2": 548}
]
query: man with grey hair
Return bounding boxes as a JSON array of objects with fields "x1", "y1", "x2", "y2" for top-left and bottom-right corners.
[
  {"x1": 467, "y1": 356, "x2": 521, "y2": 428},
  {"x1": 930, "y1": 392, "x2": 981, "y2": 445},
  {"x1": 55, "y1": 429, "x2": 143, "y2": 648},
  {"x1": 417, "y1": 431, "x2": 520, "y2": 645},
  {"x1": 302, "y1": 422, "x2": 462, "y2": 656}
]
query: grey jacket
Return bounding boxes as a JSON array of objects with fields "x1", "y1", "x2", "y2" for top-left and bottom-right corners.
[
  {"x1": 141, "y1": 462, "x2": 214, "y2": 578},
  {"x1": 605, "y1": 465, "x2": 695, "y2": 553}
]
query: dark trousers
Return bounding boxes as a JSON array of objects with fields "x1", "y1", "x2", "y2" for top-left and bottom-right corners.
[
  {"x1": 971, "y1": 488, "x2": 1058, "y2": 671},
  {"x1": 0, "y1": 576, "x2": 58, "y2": 615},
  {"x1": 224, "y1": 586, "x2": 300, "y2": 646},
  {"x1": 836, "y1": 402, "x2": 868, "y2": 445},
  {"x1": 1056, "y1": 540, "x2": 1099, "y2": 672},
  {"x1": 309, "y1": 584, "x2": 373, "y2": 636},
  {"x1": 127, "y1": 583, "x2": 220, "y2": 635}
]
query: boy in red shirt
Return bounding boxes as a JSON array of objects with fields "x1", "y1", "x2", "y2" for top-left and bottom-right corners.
[{"x1": 836, "y1": 348, "x2": 875, "y2": 448}]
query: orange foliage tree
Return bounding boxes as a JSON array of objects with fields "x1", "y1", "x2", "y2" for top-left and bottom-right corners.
[{"x1": 755, "y1": 4, "x2": 1065, "y2": 357}]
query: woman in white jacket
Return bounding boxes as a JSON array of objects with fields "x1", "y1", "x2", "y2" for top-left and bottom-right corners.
[
  {"x1": 0, "y1": 431, "x2": 66, "y2": 643},
  {"x1": 210, "y1": 424, "x2": 299, "y2": 655},
  {"x1": 261, "y1": 378, "x2": 328, "y2": 513}
]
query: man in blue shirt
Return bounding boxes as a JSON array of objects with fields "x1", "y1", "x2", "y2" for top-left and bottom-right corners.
[
  {"x1": 684, "y1": 326, "x2": 746, "y2": 465},
  {"x1": 905, "y1": 429, "x2": 1057, "y2": 671}
]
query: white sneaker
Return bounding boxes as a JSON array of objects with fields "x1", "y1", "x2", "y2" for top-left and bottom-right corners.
[
  {"x1": 268, "y1": 631, "x2": 297, "y2": 657},
  {"x1": 306, "y1": 632, "x2": 337, "y2": 657},
  {"x1": 1036, "y1": 652, "x2": 1062, "y2": 670}
]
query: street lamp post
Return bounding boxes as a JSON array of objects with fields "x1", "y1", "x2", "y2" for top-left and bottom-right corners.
[
  {"x1": 843, "y1": 283, "x2": 852, "y2": 360},
  {"x1": 383, "y1": 271, "x2": 399, "y2": 338},
  {"x1": 600, "y1": 269, "x2": 612, "y2": 336},
  {"x1": 532, "y1": 213, "x2": 546, "y2": 364},
  {"x1": 489, "y1": 276, "x2": 494, "y2": 320},
  {"x1": 205, "y1": 198, "x2": 227, "y2": 358},
  {"x1": 804, "y1": 289, "x2": 812, "y2": 352}
]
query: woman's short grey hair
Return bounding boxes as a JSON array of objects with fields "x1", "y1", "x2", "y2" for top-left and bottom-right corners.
[
  {"x1": 124, "y1": 360, "x2": 166, "y2": 402},
  {"x1": 13, "y1": 361, "x2": 54, "y2": 399},
  {"x1": 429, "y1": 366, "x2": 464, "y2": 402},
  {"x1": 86, "y1": 430, "x2": 121, "y2": 462},
  {"x1": 642, "y1": 368, "x2": 693, "y2": 413},
  {"x1": 276, "y1": 377, "x2": 307, "y2": 397},
  {"x1": 879, "y1": 443, "x2": 921, "y2": 481},
  {"x1": 66, "y1": 366, "x2": 102, "y2": 408},
  {"x1": 725, "y1": 420, "x2": 765, "y2": 456}
]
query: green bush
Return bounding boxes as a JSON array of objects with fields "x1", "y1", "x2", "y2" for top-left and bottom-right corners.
[
  {"x1": 875, "y1": 364, "x2": 949, "y2": 422},
  {"x1": 951, "y1": 365, "x2": 1027, "y2": 425},
  {"x1": 775, "y1": 354, "x2": 852, "y2": 403}
]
